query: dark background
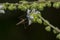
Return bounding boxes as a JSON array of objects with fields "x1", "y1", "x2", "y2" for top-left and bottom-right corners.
[{"x1": 0, "y1": 0, "x2": 60, "y2": 40}]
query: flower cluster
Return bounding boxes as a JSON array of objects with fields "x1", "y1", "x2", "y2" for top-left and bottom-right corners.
[
  {"x1": 26, "y1": 9, "x2": 42, "y2": 25},
  {"x1": 0, "y1": 1, "x2": 60, "y2": 40},
  {"x1": 0, "y1": 1, "x2": 60, "y2": 11},
  {"x1": 26, "y1": 8, "x2": 60, "y2": 40},
  {"x1": 1, "y1": 1, "x2": 51, "y2": 11}
]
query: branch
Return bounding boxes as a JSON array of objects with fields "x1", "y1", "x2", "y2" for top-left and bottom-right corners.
[{"x1": 39, "y1": 15, "x2": 60, "y2": 33}]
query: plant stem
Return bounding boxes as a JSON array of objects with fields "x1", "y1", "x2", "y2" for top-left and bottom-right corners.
[{"x1": 39, "y1": 15, "x2": 60, "y2": 33}]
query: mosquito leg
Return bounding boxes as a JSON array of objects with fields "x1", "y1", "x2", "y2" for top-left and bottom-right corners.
[{"x1": 16, "y1": 19, "x2": 26, "y2": 25}]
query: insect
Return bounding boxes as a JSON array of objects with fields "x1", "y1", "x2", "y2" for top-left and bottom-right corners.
[
  {"x1": 16, "y1": 9, "x2": 31, "y2": 26},
  {"x1": 16, "y1": 9, "x2": 41, "y2": 26}
]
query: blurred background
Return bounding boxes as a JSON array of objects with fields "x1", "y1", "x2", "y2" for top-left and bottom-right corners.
[{"x1": 0, "y1": 0, "x2": 60, "y2": 40}]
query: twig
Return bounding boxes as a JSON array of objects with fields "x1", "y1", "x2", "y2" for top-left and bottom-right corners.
[{"x1": 39, "y1": 15, "x2": 60, "y2": 33}]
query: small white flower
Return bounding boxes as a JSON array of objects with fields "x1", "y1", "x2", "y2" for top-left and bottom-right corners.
[
  {"x1": 27, "y1": 9, "x2": 31, "y2": 15},
  {"x1": 0, "y1": 4, "x2": 3, "y2": 9},
  {"x1": 36, "y1": 11, "x2": 41, "y2": 14},
  {"x1": 0, "y1": 10, "x2": 5, "y2": 14},
  {"x1": 28, "y1": 19, "x2": 32, "y2": 25},
  {"x1": 31, "y1": 9, "x2": 36, "y2": 13},
  {"x1": 30, "y1": 16, "x2": 34, "y2": 19},
  {"x1": 26, "y1": 9, "x2": 31, "y2": 18},
  {"x1": 27, "y1": 9, "x2": 41, "y2": 25}
]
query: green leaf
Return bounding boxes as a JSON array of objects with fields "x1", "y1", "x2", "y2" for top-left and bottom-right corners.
[
  {"x1": 45, "y1": 26, "x2": 51, "y2": 32},
  {"x1": 56, "y1": 33, "x2": 60, "y2": 39}
]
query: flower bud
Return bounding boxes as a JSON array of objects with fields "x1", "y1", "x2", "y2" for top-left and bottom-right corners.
[
  {"x1": 56, "y1": 33, "x2": 60, "y2": 39},
  {"x1": 45, "y1": 26, "x2": 51, "y2": 32}
]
